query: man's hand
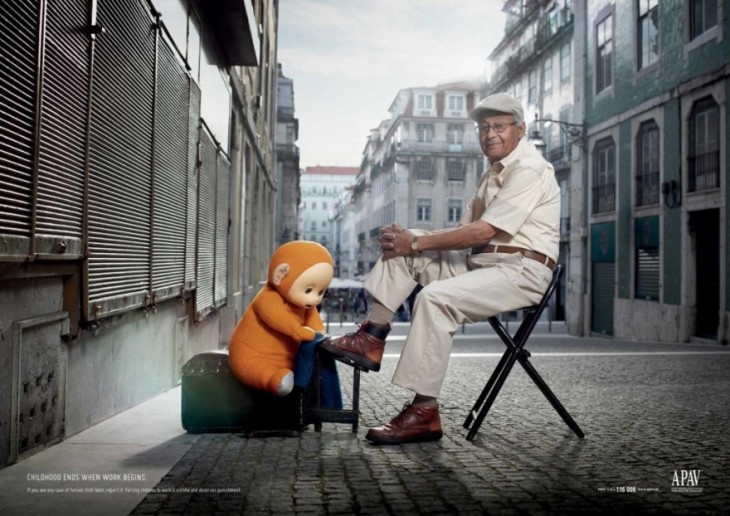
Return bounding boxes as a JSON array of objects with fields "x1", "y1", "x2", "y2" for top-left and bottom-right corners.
[{"x1": 379, "y1": 223, "x2": 416, "y2": 259}]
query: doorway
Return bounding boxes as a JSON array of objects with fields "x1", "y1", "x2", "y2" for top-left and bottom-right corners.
[{"x1": 690, "y1": 209, "x2": 719, "y2": 339}]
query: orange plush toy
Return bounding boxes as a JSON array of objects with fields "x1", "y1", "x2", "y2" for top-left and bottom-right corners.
[{"x1": 229, "y1": 241, "x2": 334, "y2": 396}]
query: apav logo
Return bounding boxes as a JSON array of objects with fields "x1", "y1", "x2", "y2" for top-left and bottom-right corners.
[{"x1": 671, "y1": 470, "x2": 703, "y2": 493}]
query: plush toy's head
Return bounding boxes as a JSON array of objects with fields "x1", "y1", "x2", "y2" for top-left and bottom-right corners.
[{"x1": 268, "y1": 241, "x2": 334, "y2": 309}]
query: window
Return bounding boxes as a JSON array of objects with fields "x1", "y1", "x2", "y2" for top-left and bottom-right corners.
[
  {"x1": 690, "y1": 0, "x2": 717, "y2": 40},
  {"x1": 560, "y1": 42, "x2": 571, "y2": 82},
  {"x1": 688, "y1": 97, "x2": 720, "y2": 192},
  {"x1": 447, "y1": 125, "x2": 464, "y2": 145},
  {"x1": 592, "y1": 138, "x2": 616, "y2": 214},
  {"x1": 417, "y1": 94, "x2": 433, "y2": 110},
  {"x1": 416, "y1": 124, "x2": 433, "y2": 143},
  {"x1": 322, "y1": 221, "x2": 327, "y2": 228},
  {"x1": 596, "y1": 14, "x2": 614, "y2": 93},
  {"x1": 543, "y1": 56, "x2": 553, "y2": 93},
  {"x1": 416, "y1": 198, "x2": 432, "y2": 222},
  {"x1": 310, "y1": 221, "x2": 316, "y2": 231},
  {"x1": 448, "y1": 95, "x2": 464, "y2": 112},
  {"x1": 416, "y1": 159, "x2": 433, "y2": 181},
  {"x1": 638, "y1": 0, "x2": 659, "y2": 69},
  {"x1": 514, "y1": 80, "x2": 522, "y2": 100},
  {"x1": 636, "y1": 121, "x2": 660, "y2": 206},
  {"x1": 312, "y1": 202, "x2": 317, "y2": 209},
  {"x1": 528, "y1": 69, "x2": 537, "y2": 104},
  {"x1": 447, "y1": 160, "x2": 464, "y2": 182},
  {"x1": 634, "y1": 216, "x2": 659, "y2": 301},
  {"x1": 447, "y1": 199, "x2": 462, "y2": 223}
]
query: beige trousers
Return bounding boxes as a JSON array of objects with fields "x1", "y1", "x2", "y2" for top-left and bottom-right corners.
[{"x1": 363, "y1": 238, "x2": 553, "y2": 397}]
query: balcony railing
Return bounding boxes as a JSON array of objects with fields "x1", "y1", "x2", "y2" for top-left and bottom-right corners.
[
  {"x1": 592, "y1": 183, "x2": 616, "y2": 214},
  {"x1": 635, "y1": 171, "x2": 660, "y2": 206},
  {"x1": 688, "y1": 151, "x2": 720, "y2": 192},
  {"x1": 393, "y1": 139, "x2": 482, "y2": 155}
]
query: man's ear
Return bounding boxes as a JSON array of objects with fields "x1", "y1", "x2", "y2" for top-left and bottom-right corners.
[{"x1": 272, "y1": 263, "x2": 290, "y2": 285}]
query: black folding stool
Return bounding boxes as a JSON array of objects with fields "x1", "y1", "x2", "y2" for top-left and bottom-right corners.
[{"x1": 463, "y1": 264, "x2": 585, "y2": 441}]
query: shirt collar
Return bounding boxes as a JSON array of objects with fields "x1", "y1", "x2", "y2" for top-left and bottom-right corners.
[{"x1": 492, "y1": 137, "x2": 527, "y2": 173}]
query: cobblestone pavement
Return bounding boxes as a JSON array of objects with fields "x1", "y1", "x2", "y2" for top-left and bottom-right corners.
[{"x1": 132, "y1": 333, "x2": 730, "y2": 515}]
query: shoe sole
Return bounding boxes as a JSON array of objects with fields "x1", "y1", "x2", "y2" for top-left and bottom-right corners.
[
  {"x1": 319, "y1": 343, "x2": 381, "y2": 372},
  {"x1": 365, "y1": 431, "x2": 443, "y2": 445}
]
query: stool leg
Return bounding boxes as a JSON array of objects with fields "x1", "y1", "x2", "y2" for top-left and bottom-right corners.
[
  {"x1": 466, "y1": 350, "x2": 520, "y2": 441},
  {"x1": 464, "y1": 348, "x2": 511, "y2": 429},
  {"x1": 352, "y1": 369, "x2": 360, "y2": 433},
  {"x1": 517, "y1": 355, "x2": 585, "y2": 438}
]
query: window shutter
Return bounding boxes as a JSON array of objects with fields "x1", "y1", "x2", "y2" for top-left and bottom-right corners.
[
  {"x1": 35, "y1": 0, "x2": 88, "y2": 258},
  {"x1": 195, "y1": 127, "x2": 217, "y2": 320},
  {"x1": 86, "y1": 0, "x2": 155, "y2": 320},
  {"x1": 185, "y1": 83, "x2": 201, "y2": 290},
  {"x1": 214, "y1": 153, "x2": 230, "y2": 306},
  {"x1": 151, "y1": 34, "x2": 190, "y2": 303},
  {"x1": 0, "y1": 0, "x2": 38, "y2": 255}
]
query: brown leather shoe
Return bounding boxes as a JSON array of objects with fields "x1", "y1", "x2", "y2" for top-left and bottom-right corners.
[
  {"x1": 319, "y1": 321, "x2": 390, "y2": 372},
  {"x1": 366, "y1": 402, "x2": 443, "y2": 445}
]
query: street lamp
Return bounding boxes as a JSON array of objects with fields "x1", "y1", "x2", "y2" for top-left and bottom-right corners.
[{"x1": 531, "y1": 113, "x2": 586, "y2": 153}]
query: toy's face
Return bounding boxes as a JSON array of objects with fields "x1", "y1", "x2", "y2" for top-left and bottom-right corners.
[{"x1": 285, "y1": 262, "x2": 334, "y2": 309}]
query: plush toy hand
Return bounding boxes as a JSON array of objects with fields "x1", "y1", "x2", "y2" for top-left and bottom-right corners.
[{"x1": 295, "y1": 325, "x2": 317, "y2": 342}]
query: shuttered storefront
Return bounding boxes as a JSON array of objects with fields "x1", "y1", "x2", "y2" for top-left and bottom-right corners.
[
  {"x1": 1, "y1": 0, "x2": 228, "y2": 322},
  {"x1": 591, "y1": 222, "x2": 615, "y2": 335},
  {"x1": 634, "y1": 216, "x2": 659, "y2": 301}
]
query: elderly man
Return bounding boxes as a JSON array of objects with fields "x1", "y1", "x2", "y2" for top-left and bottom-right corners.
[{"x1": 321, "y1": 93, "x2": 560, "y2": 444}]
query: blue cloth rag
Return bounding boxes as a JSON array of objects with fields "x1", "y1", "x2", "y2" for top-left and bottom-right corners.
[{"x1": 294, "y1": 332, "x2": 343, "y2": 409}]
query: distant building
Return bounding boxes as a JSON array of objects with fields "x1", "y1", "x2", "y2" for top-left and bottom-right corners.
[
  {"x1": 298, "y1": 166, "x2": 359, "y2": 263},
  {"x1": 353, "y1": 81, "x2": 486, "y2": 276},
  {"x1": 275, "y1": 64, "x2": 301, "y2": 246},
  {"x1": 330, "y1": 187, "x2": 358, "y2": 279}
]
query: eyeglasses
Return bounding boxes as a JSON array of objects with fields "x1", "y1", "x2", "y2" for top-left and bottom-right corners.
[{"x1": 474, "y1": 122, "x2": 518, "y2": 135}]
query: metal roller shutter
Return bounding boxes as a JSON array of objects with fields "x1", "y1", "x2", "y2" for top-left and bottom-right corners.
[
  {"x1": 635, "y1": 248, "x2": 659, "y2": 301},
  {"x1": 35, "y1": 0, "x2": 88, "y2": 257},
  {"x1": 87, "y1": 0, "x2": 155, "y2": 319},
  {"x1": 151, "y1": 34, "x2": 189, "y2": 303},
  {"x1": 185, "y1": 82, "x2": 200, "y2": 290},
  {"x1": 195, "y1": 127, "x2": 217, "y2": 320},
  {"x1": 214, "y1": 153, "x2": 229, "y2": 306},
  {"x1": 591, "y1": 262, "x2": 615, "y2": 335},
  {"x1": 0, "y1": 0, "x2": 38, "y2": 254}
]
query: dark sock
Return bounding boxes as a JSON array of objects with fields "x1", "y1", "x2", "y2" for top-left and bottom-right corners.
[
  {"x1": 367, "y1": 301, "x2": 394, "y2": 326},
  {"x1": 413, "y1": 394, "x2": 438, "y2": 407}
]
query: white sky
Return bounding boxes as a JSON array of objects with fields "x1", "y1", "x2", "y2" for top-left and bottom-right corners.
[{"x1": 278, "y1": 0, "x2": 507, "y2": 169}]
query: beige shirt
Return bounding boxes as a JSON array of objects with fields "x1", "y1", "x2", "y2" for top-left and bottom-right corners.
[{"x1": 461, "y1": 138, "x2": 560, "y2": 261}]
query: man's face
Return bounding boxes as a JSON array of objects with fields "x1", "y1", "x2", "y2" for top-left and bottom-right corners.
[{"x1": 476, "y1": 113, "x2": 526, "y2": 162}]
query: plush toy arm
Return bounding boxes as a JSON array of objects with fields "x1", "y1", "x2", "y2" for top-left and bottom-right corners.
[
  {"x1": 304, "y1": 307, "x2": 325, "y2": 332},
  {"x1": 253, "y1": 288, "x2": 316, "y2": 342}
]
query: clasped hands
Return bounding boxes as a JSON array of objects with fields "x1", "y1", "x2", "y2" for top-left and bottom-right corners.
[{"x1": 379, "y1": 223, "x2": 416, "y2": 259}]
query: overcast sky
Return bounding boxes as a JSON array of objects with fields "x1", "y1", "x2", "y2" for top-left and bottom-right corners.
[{"x1": 278, "y1": 0, "x2": 507, "y2": 169}]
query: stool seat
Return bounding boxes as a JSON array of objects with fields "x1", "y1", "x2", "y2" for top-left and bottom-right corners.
[{"x1": 463, "y1": 264, "x2": 585, "y2": 441}]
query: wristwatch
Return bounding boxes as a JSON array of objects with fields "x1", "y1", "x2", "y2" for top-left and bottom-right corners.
[{"x1": 410, "y1": 236, "x2": 421, "y2": 254}]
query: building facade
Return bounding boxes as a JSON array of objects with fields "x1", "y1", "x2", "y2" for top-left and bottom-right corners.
[
  {"x1": 298, "y1": 166, "x2": 359, "y2": 262},
  {"x1": 0, "y1": 0, "x2": 279, "y2": 467},
  {"x1": 575, "y1": 0, "x2": 729, "y2": 342},
  {"x1": 488, "y1": 0, "x2": 576, "y2": 321},
  {"x1": 353, "y1": 82, "x2": 486, "y2": 277},
  {"x1": 275, "y1": 64, "x2": 301, "y2": 247}
]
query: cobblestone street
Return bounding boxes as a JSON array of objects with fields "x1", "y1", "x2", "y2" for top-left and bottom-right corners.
[{"x1": 132, "y1": 330, "x2": 730, "y2": 515}]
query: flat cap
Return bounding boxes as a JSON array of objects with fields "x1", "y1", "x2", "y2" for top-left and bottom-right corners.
[{"x1": 469, "y1": 93, "x2": 524, "y2": 123}]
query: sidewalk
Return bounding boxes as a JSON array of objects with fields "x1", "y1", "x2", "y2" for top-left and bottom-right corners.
[{"x1": 1, "y1": 328, "x2": 728, "y2": 515}]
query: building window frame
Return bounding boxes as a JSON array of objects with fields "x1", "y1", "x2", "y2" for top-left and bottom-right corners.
[
  {"x1": 635, "y1": 120, "x2": 660, "y2": 206},
  {"x1": 689, "y1": 0, "x2": 718, "y2": 40},
  {"x1": 416, "y1": 159, "x2": 433, "y2": 181},
  {"x1": 595, "y1": 9, "x2": 614, "y2": 95},
  {"x1": 447, "y1": 160, "x2": 465, "y2": 182},
  {"x1": 543, "y1": 55, "x2": 553, "y2": 94},
  {"x1": 447, "y1": 198, "x2": 462, "y2": 223},
  {"x1": 592, "y1": 137, "x2": 616, "y2": 214},
  {"x1": 416, "y1": 198, "x2": 432, "y2": 222},
  {"x1": 637, "y1": 0, "x2": 659, "y2": 70},
  {"x1": 687, "y1": 96, "x2": 720, "y2": 192},
  {"x1": 560, "y1": 42, "x2": 571, "y2": 83},
  {"x1": 416, "y1": 123, "x2": 434, "y2": 143}
]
